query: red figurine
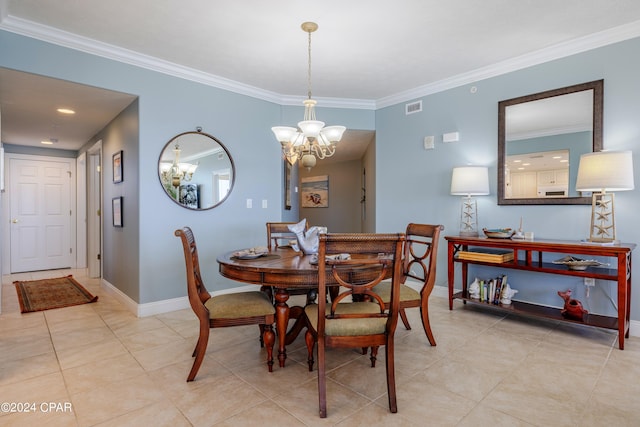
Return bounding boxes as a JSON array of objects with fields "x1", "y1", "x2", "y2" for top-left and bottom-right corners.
[{"x1": 558, "y1": 289, "x2": 588, "y2": 321}]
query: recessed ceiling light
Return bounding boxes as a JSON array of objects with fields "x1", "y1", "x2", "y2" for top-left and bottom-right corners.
[
  {"x1": 41, "y1": 138, "x2": 58, "y2": 145},
  {"x1": 57, "y1": 108, "x2": 75, "y2": 114}
]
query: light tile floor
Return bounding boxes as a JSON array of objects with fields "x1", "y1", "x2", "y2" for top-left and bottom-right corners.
[{"x1": 2, "y1": 269, "x2": 640, "y2": 426}]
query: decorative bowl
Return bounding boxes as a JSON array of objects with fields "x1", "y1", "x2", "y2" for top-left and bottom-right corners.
[
  {"x1": 483, "y1": 228, "x2": 515, "y2": 239},
  {"x1": 552, "y1": 256, "x2": 607, "y2": 271}
]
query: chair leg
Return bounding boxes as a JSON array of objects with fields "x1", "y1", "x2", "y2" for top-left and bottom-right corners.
[
  {"x1": 385, "y1": 339, "x2": 398, "y2": 413},
  {"x1": 317, "y1": 340, "x2": 327, "y2": 418},
  {"x1": 420, "y1": 303, "x2": 437, "y2": 346},
  {"x1": 263, "y1": 324, "x2": 275, "y2": 372},
  {"x1": 187, "y1": 324, "x2": 210, "y2": 382},
  {"x1": 258, "y1": 325, "x2": 265, "y2": 347},
  {"x1": 191, "y1": 337, "x2": 201, "y2": 357},
  {"x1": 369, "y1": 346, "x2": 379, "y2": 368},
  {"x1": 305, "y1": 329, "x2": 315, "y2": 371},
  {"x1": 399, "y1": 308, "x2": 412, "y2": 330}
]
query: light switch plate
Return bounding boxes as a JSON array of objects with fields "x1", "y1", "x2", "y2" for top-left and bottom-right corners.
[{"x1": 423, "y1": 136, "x2": 435, "y2": 150}]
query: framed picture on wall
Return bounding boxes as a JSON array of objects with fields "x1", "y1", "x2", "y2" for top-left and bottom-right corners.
[
  {"x1": 113, "y1": 150, "x2": 123, "y2": 183},
  {"x1": 284, "y1": 161, "x2": 292, "y2": 210},
  {"x1": 112, "y1": 196, "x2": 123, "y2": 227},
  {"x1": 301, "y1": 175, "x2": 329, "y2": 208}
]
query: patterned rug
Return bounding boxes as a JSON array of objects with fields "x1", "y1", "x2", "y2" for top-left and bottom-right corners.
[{"x1": 14, "y1": 275, "x2": 98, "y2": 313}]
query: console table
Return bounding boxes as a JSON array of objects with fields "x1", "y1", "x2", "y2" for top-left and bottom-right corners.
[{"x1": 445, "y1": 235, "x2": 635, "y2": 349}]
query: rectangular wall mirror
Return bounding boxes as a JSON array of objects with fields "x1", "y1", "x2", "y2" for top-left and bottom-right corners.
[{"x1": 498, "y1": 80, "x2": 603, "y2": 205}]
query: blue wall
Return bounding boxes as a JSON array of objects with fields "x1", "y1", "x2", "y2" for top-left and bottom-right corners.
[
  {"x1": 0, "y1": 30, "x2": 374, "y2": 304},
  {"x1": 376, "y1": 37, "x2": 640, "y2": 318},
  {"x1": 2, "y1": 29, "x2": 640, "y2": 319}
]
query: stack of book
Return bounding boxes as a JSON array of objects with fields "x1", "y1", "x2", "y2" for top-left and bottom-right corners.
[
  {"x1": 473, "y1": 275, "x2": 509, "y2": 304},
  {"x1": 456, "y1": 247, "x2": 514, "y2": 263}
]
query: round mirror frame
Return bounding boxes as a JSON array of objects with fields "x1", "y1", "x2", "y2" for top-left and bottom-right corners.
[{"x1": 158, "y1": 127, "x2": 235, "y2": 210}]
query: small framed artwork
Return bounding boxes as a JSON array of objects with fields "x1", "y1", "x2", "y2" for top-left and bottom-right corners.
[
  {"x1": 113, "y1": 150, "x2": 123, "y2": 183},
  {"x1": 301, "y1": 175, "x2": 329, "y2": 208},
  {"x1": 112, "y1": 196, "x2": 123, "y2": 227}
]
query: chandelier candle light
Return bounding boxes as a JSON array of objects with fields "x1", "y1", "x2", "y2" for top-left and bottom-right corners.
[
  {"x1": 159, "y1": 140, "x2": 198, "y2": 200},
  {"x1": 575, "y1": 150, "x2": 634, "y2": 243},
  {"x1": 451, "y1": 166, "x2": 490, "y2": 237},
  {"x1": 272, "y1": 22, "x2": 346, "y2": 170}
]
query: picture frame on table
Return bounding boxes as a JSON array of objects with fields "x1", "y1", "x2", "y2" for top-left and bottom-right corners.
[
  {"x1": 112, "y1": 196, "x2": 123, "y2": 227},
  {"x1": 113, "y1": 150, "x2": 123, "y2": 183}
]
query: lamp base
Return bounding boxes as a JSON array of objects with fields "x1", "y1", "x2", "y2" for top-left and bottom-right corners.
[
  {"x1": 459, "y1": 230, "x2": 479, "y2": 237},
  {"x1": 588, "y1": 192, "x2": 616, "y2": 243}
]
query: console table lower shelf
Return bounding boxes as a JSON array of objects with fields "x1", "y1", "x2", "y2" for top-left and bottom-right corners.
[
  {"x1": 446, "y1": 235, "x2": 635, "y2": 349},
  {"x1": 452, "y1": 291, "x2": 619, "y2": 330}
]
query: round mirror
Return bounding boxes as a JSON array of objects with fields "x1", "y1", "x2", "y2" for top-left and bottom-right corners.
[{"x1": 158, "y1": 128, "x2": 235, "y2": 210}]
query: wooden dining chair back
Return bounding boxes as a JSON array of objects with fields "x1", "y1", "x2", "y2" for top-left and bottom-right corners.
[
  {"x1": 175, "y1": 227, "x2": 276, "y2": 381},
  {"x1": 373, "y1": 223, "x2": 443, "y2": 346},
  {"x1": 303, "y1": 233, "x2": 405, "y2": 418},
  {"x1": 266, "y1": 221, "x2": 308, "y2": 250}
]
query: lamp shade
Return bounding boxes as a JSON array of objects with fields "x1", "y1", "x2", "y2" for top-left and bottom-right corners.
[
  {"x1": 575, "y1": 151, "x2": 634, "y2": 192},
  {"x1": 451, "y1": 166, "x2": 490, "y2": 196}
]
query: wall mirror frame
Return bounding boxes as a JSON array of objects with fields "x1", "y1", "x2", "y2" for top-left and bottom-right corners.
[
  {"x1": 498, "y1": 80, "x2": 603, "y2": 205},
  {"x1": 158, "y1": 127, "x2": 235, "y2": 210}
]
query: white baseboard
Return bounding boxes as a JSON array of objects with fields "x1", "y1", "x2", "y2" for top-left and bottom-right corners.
[{"x1": 100, "y1": 279, "x2": 256, "y2": 317}]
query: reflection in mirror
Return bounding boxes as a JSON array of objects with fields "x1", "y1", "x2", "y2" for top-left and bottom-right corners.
[
  {"x1": 498, "y1": 80, "x2": 603, "y2": 205},
  {"x1": 158, "y1": 128, "x2": 235, "y2": 210}
]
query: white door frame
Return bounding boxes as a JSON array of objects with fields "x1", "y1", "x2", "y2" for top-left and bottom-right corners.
[
  {"x1": 76, "y1": 152, "x2": 87, "y2": 269},
  {"x1": 2, "y1": 152, "x2": 77, "y2": 273},
  {"x1": 87, "y1": 141, "x2": 102, "y2": 278}
]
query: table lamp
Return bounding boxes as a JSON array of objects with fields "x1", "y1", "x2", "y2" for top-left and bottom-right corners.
[
  {"x1": 575, "y1": 150, "x2": 634, "y2": 243},
  {"x1": 451, "y1": 166, "x2": 490, "y2": 236}
]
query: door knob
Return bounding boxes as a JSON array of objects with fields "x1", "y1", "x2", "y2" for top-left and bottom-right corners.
[{"x1": 11, "y1": 219, "x2": 19, "y2": 223}]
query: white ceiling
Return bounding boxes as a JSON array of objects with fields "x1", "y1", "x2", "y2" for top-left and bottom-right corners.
[{"x1": 2, "y1": 0, "x2": 640, "y2": 157}]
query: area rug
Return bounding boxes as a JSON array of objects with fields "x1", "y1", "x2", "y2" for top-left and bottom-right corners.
[{"x1": 14, "y1": 275, "x2": 98, "y2": 313}]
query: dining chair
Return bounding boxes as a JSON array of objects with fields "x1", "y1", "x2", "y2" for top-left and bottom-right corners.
[
  {"x1": 303, "y1": 232, "x2": 405, "y2": 418},
  {"x1": 266, "y1": 221, "x2": 307, "y2": 250},
  {"x1": 175, "y1": 227, "x2": 276, "y2": 381},
  {"x1": 372, "y1": 223, "x2": 443, "y2": 346}
]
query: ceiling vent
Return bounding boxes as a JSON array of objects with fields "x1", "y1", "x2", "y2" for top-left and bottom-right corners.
[{"x1": 405, "y1": 100, "x2": 422, "y2": 115}]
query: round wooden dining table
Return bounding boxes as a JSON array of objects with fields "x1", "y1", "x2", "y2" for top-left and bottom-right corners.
[
  {"x1": 217, "y1": 247, "x2": 382, "y2": 368},
  {"x1": 217, "y1": 247, "x2": 327, "y2": 368}
]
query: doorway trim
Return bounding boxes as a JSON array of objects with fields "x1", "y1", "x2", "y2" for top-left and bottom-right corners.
[{"x1": 87, "y1": 140, "x2": 102, "y2": 278}]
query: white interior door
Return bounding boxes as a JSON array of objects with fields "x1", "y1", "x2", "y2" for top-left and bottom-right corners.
[{"x1": 9, "y1": 156, "x2": 74, "y2": 273}]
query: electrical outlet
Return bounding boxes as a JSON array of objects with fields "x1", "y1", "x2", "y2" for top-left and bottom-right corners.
[{"x1": 584, "y1": 278, "x2": 595, "y2": 287}]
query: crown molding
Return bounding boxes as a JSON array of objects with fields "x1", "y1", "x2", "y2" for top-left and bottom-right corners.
[
  {"x1": 376, "y1": 20, "x2": 640, "y2": 108},
  {"x1": 2, "y1": 14, "x2": 640, "y2": 111}
]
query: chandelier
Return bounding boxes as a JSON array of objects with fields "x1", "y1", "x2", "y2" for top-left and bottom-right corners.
[
  {"x1": 272, "y1": 22, "x2": 346, "y2": 170},
  {"x1": 159, "y1": 141, "x2": 198, "y2": 199}
]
